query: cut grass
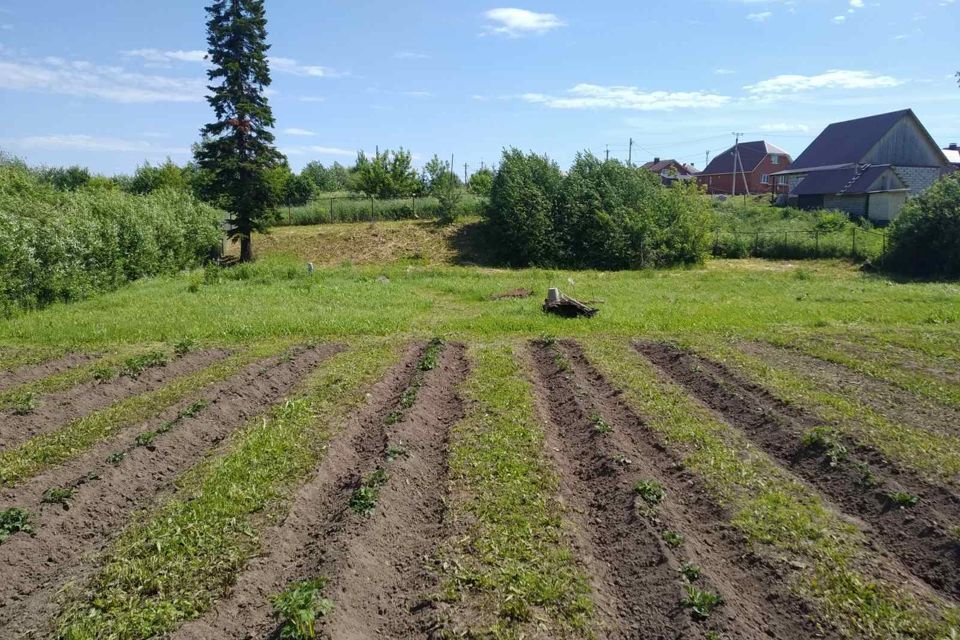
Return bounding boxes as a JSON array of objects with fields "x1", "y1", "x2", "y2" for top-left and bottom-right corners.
[
  {"x1": 691, "y1": 338, "x2": 960, "y2": 487},
  {"x1": 54, "y1": 339, "x2": 402, "y2": 640},
  {"x1": 0, "y1": 341, "x2": 292, "y2": 487},
  {"x1": 582, "y1": 337, "x2": 958, "y2": 640},
  {"x1": 436, "y1": 342, "x2": 593, "y2": 638}
]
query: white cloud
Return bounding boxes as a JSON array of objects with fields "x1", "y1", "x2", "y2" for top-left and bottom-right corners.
[
  {"x1": 744, "y1": 69, "x2": 902, "y2": 95},
  {"x1": 759, "y1": 123, "x2": 810, "y2": 132},
  {"x1": 714, "y1": 68, "x2": 735, "y2": 75},
  {"x1": 832, "y1": 15, "x2": 846, "y2": 23},
  {"x1": 298, "y1": 96, "x2": 326, "y2": 103},
  {"x1": 0, "y1": 56, "x2": 205, "y2": 102},
  {"x1": 6, "y1": 134, "x2": 188, "y2": 154},
  {"x1": 281, "y1": 145, "x2": 355, "y2": 157},
  {"x1": 850, "y1": 0, "x2": 864, "y2": 7},
  {"x1": 483, "y1": 8, "x2": 565, "y2": 37},
  {"x1": 269, "y1": 56, "x2": 339, "y2": 78},
  {"x1": 283, "y1": 128, "x2": 316, "y2": 136},
  {"x1": 122, "y1": 48, "x2": 207, "y2": 64},
  {"x1": 521, "y1": 84, "x2": 731, "y2": 111},
  {"x1": 747, "y1": 11, "x2": 772, "y2": 21}
]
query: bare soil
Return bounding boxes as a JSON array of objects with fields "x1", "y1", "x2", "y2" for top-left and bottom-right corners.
[
  {"x1": 0, "y1": 349, "x2": 232, "y2": 452},
  {"x1": 0, "y1": 353, "x2": 96, "y2": 393},
  {"x1": 0, "y1": 344, "x2": 340, "y2": 638},
  {"x1": 172, "y1": 342, "x2": 438, "y2": 640},
  {"x1": 637, "y1": 340, "x2": 960, "y2": 603},
  {"x1": 528, "y1": 340, "x2": 832, "y2": 640}
]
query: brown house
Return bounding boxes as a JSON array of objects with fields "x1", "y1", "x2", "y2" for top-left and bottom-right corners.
[
  {"x1": 640, "y1": 158, "x2": 698, "y2": 186},
  {"x1": 696, "y1": 141, "x2": 792, "y2": 195}
]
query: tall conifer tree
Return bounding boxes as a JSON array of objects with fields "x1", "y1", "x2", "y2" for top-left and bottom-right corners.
[{"x1": 195, "y1": 0, "x2": 283, "y2": 262}]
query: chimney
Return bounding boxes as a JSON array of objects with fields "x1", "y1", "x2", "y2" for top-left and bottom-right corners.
[
  {"x1": 654, "y1": 157, "x2": 660, "y2": 163},
  {"x1": 950, "y1": 143, "x2": 959, "y2": 151}
]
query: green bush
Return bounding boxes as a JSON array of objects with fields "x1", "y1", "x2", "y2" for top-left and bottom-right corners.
[
  {"x1": 486, "y1": 149, "x2": 563, "y2": 267},
  {"x1": 484, "y1": 150, "x2": 714, "y2": 269},
  {"x1": 0, "y1": 160, "x2": 223, "y2": 314},
  {"x1": 883, "y1": 174, "x2": 960, "y2": 279}
]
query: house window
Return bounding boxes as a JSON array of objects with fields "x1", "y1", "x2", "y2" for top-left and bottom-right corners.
[
  {"x1": 761, "y1": 174, "x2": 770, "y2": 184},
  {"x1": 771, "y1": 155, "x2": 780, "y2": 165},
  {"x1": 777, "y1": 176, "x2": 787, "y2": 185}
]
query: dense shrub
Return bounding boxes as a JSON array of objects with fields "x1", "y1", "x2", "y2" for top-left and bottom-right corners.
[
  {"x1": 883, "y1": 173, "x2": 960, "y2": 279},
  {"x1": 0, "y1": 161, "x2": 223, "y2": 314},
  {"x1": 278, "y1": 193, "x2": 483, "y2": 225},
  {"x1": 486, "y1": 149, "x2": 563, "y2": 266},
  {"x1": 484, "y1": 149, "x2": 714, "y2": 269}
]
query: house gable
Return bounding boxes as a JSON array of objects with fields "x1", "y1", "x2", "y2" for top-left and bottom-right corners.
[{"x1": 862, "y1": 115, "x2": 951, "y2": 167}]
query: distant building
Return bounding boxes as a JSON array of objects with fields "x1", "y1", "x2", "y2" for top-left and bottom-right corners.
[
  {"x1": 696, "y1": 141, "x2": 792, "y2": 195},
  {"x1": 773, "y1": 109, "x2": 954, "y2": 224},
  {"x1": 640, "y1": 158, "x2": 698, "y2": 186},
  {"x1": 944, "y1": 143, "x2": 960, "y2": 168}
]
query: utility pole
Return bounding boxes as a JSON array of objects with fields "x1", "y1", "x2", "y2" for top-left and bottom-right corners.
[
  {"x1": 628, "y1": 138, "x2": 634, "y2": 167},
  {"x1": 731, "y1": 133, "x2": 743, "y2": 197},
  {"x1": 450, "y1": 154, "x2": 454, "y2": 173},
  {"x1": 605, "y1": 144, "x2": 610, "y2": 161},
  {"x1": 464, "y1": 163, "x2": 468, "y2": 184},
  {"x1": 705, "y1": 150, "x2": 711, "y2": 168}
]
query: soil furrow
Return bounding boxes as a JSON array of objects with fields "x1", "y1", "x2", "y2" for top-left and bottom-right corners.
[
  {"x1": 637, "y1": 340, "x2": 960, "y2": 603},
  {"x1": 0, "y1": 344, "x2": 340, "y2": 637},
  {"x1": 0, "y1": 353, "x2": 95, "y2": 392},
  {"x1": 746, "y1": 340, "x2": 960, "y2": 439},
  {"x1": 171, "y1": 342, "x2": 427, "y2": 640},
  {"x1": 323, "y1": 343, "x2": 466, "y2": 639},
  {"x1": 561, "y1": 340, "x2": 835, "y2": 640},
  {"x1": 0, "y1": 349, "x2": 232, "y2": 452}
]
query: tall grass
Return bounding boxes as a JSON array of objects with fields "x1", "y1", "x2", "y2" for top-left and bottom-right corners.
[
  {"x1": 0, "y1": 160, "x2": 222, "y2": 315},
  {"x1": 275, "y1": 192, "x2": 484, "y2": 226},
  {"x1": 710, "y1": 196, "x2": 887, "y2": 261}
]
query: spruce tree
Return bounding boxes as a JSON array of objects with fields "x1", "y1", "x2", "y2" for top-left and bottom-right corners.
[{"x1": 195, "y1": 0, "x2": 283, "y2": 262}]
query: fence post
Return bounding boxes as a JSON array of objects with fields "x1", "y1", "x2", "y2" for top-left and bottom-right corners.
[
  {"x1": 370, "y1": 197, "x2": 375, "y2": 221},
  {"x1": 412, "y1": 196, "x2": 417, "y2": 218},
  {"x1": 329, "y1": 197, "x2": 334, "y2": 222}
]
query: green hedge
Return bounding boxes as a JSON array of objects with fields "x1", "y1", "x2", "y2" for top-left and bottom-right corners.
[
  {"x1": 0, "y1": 162, "x2": 223, "y2": 314},
  {"x1": 276, "y1": 192, "x2": 484, "y2": 226}
]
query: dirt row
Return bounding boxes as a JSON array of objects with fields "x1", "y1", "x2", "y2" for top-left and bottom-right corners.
[
  {"x1": 744, "y1": 340, "x2": 960, "y2": 439},
  {"x1": 530, "y1": 341, "x2": 832, "y2": 640},
  {"x1": 637, "y1": 341, "x2": 960, "y2": 604},
  {"x1": 0, "y1": 344, "x2": 340, "y2": 638},
  {"x1": 0, "y1": 353, "x2": 96, "y2": 393},
  {"x1": 0, "y1": 348, "x2": 232, "y2": 452},
  {"x1": 174, "y1": 341, "x2": 467, "y2": 640}
]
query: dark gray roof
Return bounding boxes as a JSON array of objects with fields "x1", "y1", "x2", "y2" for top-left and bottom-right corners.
[
  {"x1": 791, "y1": 164, "x2": 904, "y2": 196},
  {"x1": 700, "y1": 141, "x2": 789, "y2": 175},
  {"x1": 789, "y1": 110, "x2": 912, "y2": 171}
]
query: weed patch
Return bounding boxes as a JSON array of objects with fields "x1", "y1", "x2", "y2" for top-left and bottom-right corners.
[
  {"x1": 0, "y1": 507, "x2": 32, "y2": 543},
  {"x1": 270, "y1": 578, "x2": 334, "y2": 640}
]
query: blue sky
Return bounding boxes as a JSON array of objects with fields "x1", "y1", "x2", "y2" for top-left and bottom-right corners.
[{"x1": 0, "y1": 0, "x2": 957, "y2": 175}]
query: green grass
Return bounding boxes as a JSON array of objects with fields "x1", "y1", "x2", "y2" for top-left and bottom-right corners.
[
  {"x1": 0, "y1": 341, "x2": 294, "y2": 487},
  {"x1": 690, "y1": 339, "x2": 960, "y2": 487},
  {"x1": 0, "y1": 506, "x2": 33, "y2": 543},
  {"x1": 581, "y1": 336, "x2": 957, "y2": 640},
  {"x1": 763, "y1": 331, "x2": 960, "y2": 409},
  {"x1": 436, "y1": 342, "x2": 594, "y2": 638},
  {"x1": 55, "y1": 339, "x2": 402, "y2": 640},
  {"x1": 0, "y1": 253, "x2": 957, "y2": 349}
]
